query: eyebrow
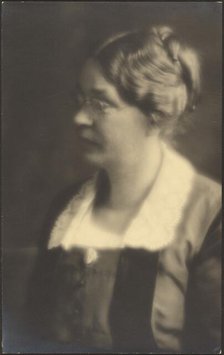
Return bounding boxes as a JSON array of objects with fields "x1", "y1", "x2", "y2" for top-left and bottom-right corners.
[
  {"x1": 75, "y1": 84, "x2": 119, "y2": 108},
  {"x1": 90, "y1": 88, "x2": 118, "y2": 107}
]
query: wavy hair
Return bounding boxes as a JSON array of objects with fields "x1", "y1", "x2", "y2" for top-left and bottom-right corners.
[{"x1": 93, "y1": 25, "x2": 201, "y2": 136}]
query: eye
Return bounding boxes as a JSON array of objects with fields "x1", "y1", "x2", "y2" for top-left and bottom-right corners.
[{"x1": 91, "y1": 98, "x2": 110, "y2": 111}]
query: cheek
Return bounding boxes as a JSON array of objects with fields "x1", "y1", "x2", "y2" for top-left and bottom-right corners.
[
  {"x1": 117, "y1": 115, "x2": 148, "y2": 143},
  {"x1": 94, "y1": 116, "x2": 121, "y2": 143},
  {"x1": 96, "y1": 109, "x2": 149, "y2": 150}
]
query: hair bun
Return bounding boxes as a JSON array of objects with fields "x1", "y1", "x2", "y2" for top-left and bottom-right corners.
[
  {"x1": 95, "y1": 24, "x2": 201, "y2": 134},
  {"x1": 150, "y1": 25, "x2": 174, "y2": 43}
]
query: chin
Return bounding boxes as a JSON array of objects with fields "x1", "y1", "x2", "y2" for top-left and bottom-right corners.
[
  {"x1": 79, "y1": 140, "x2": 104, "y2": 166},
  {"x1": 82, "y1": 150, "x2": 106, "y2": 168}
]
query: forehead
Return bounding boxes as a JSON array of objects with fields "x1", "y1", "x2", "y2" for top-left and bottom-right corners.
[{"x1": 79, "y1": 59, "x2": 126, "y2": 106}]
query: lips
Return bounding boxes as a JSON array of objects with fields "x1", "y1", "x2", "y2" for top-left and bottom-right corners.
[{"x1": 77, "y1": 130, "x2": 100, "y2": 146}]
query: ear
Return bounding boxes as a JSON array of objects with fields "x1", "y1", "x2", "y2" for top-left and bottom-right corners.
[{"x1": 146, "y1": 113, "x2": 161, "y2": 136}]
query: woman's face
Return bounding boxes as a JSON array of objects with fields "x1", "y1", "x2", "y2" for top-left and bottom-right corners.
[{"x1": 73, "y1": 59, "x2": 154, "y2": 169}]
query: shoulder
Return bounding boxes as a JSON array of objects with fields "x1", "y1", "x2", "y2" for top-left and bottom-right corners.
[
  {"x1": 186, "y1": 171, "x2": 221, "y2": 239},
  {"x1": 163, "y1": 146, "x2": 221, "y2": 254},
  {"x1": 182, "y1": 170, "x2": 221, "y2": 257},
  {"x1": 190, "y1": 170, "x2": 221, "y2": 232},
  {"x1": 167, "y1": 145, "x2": 221, "y2": 217},
  {"x1": 163, "y1": 145, "x2": 221, "y2": 223},
  {"x1": 191, "y1": 171, "x2": 221, "y2": 209}
]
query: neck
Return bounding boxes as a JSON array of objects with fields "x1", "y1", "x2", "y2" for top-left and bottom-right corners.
[{"x1": 101, "y1": 137, "x2": 163, "y2": 210}]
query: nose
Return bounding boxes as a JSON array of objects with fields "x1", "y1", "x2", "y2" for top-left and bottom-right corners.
[{"x1": 73, "y1": 108, "x2": 93, "y2": 127}]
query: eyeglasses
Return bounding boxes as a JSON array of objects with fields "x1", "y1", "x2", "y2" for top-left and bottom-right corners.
[
  {"x1": 70, "y1": 89, "x2": 128, "y2": 119},
  {"x1": 75, "y1": 94, "x2": 111, "y2": 116}
]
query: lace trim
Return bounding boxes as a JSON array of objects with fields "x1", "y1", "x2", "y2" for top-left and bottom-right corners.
[{"x1": 48, "y1": 145, "x2": 195, "y2": 252}]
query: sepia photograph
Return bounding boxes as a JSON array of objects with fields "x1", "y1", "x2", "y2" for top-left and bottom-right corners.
[{"x1": 2, "y1": 1, "x2": 222, "y2": 354}]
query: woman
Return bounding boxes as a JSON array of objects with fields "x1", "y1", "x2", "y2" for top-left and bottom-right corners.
[{"x1": 27, "y1": 25, "x2": 221, "y2": 353}]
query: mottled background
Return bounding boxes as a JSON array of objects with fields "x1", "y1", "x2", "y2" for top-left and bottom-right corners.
[
  {"x1": 1, "y1": 2, "x2": 222, "y2": 352},
  {"x1": 2, "y1": 2, "x2": 222, "y2": 248}
]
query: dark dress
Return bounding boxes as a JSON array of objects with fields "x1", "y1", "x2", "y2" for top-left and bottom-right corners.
[
  {"x1": 26, "y1": 153, "x2": 222, "y2": 353},
  {"x1": 28, "y1": 245, "x2": 159, "y2": 353}
]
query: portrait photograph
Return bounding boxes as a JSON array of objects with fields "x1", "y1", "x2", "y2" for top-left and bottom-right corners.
[{"x1": 2, "y1": 1, "x2": 222, "y2": 354}]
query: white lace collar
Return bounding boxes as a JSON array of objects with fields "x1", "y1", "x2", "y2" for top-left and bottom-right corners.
[{"x1": 48, "y1": 144, "x2": 195, "y2": 252}]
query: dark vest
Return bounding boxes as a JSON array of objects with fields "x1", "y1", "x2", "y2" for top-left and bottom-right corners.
[{"x1": 28, "y1": 245, "x2": 159, "y2": 352}]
